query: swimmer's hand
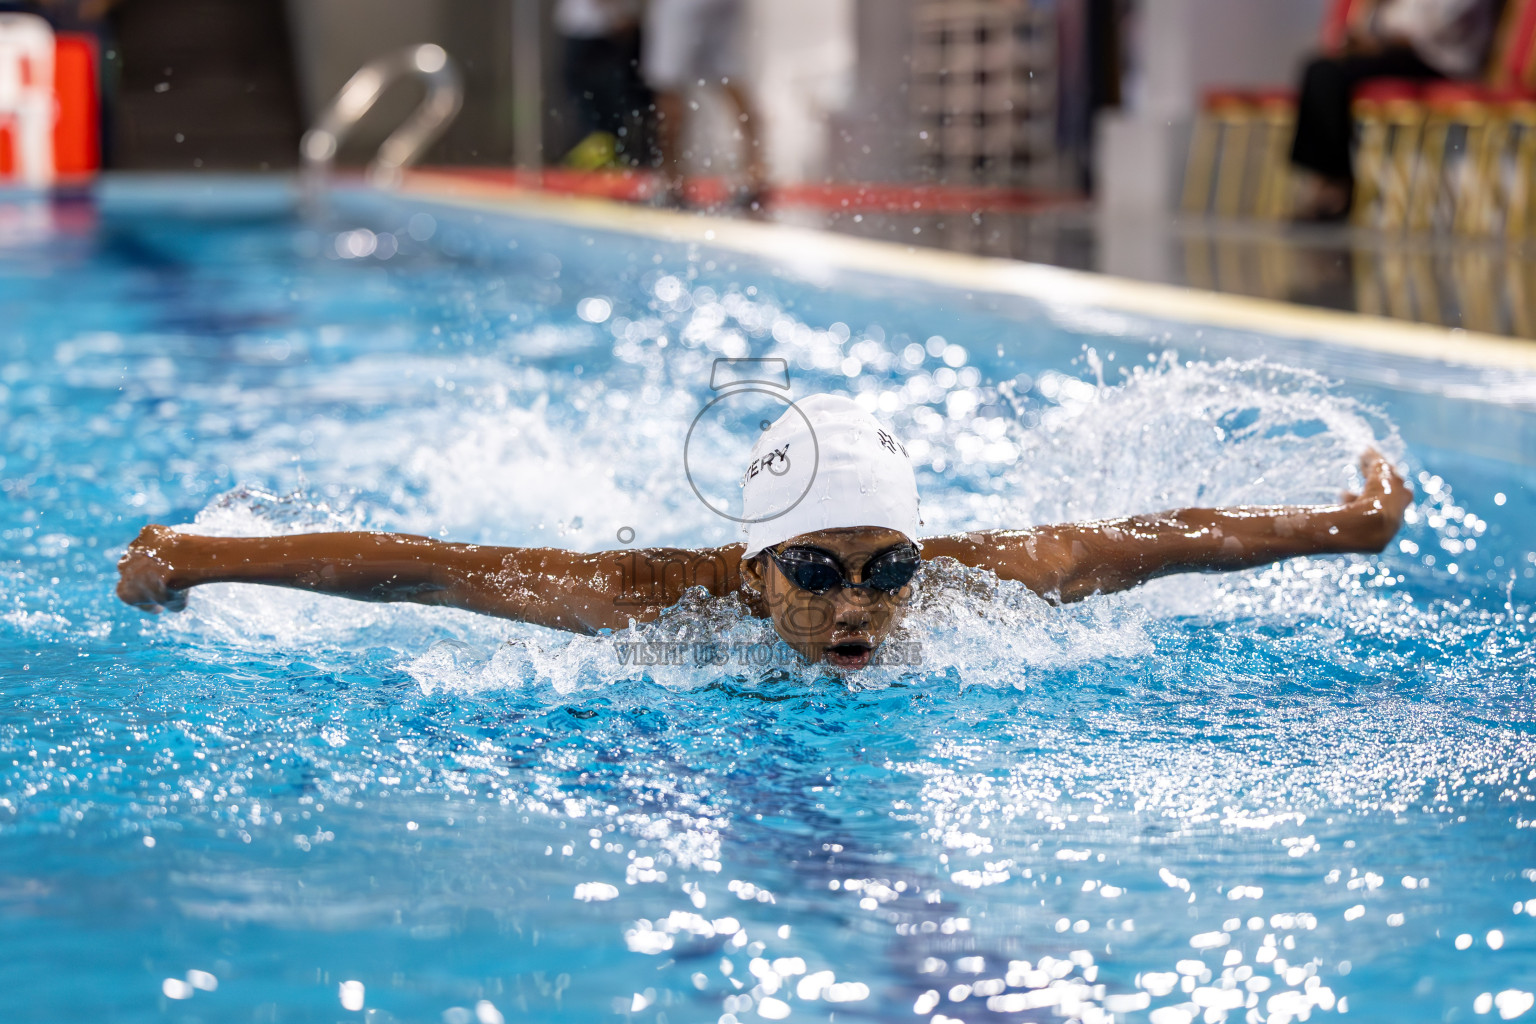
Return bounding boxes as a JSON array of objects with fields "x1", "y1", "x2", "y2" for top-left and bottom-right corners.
[
  {"x1": 1339, "y1": 448, "x2": 1412, "y2": 550},
  {"x1": 116, "y1": 525, "x2": 189, "y2": 613}
]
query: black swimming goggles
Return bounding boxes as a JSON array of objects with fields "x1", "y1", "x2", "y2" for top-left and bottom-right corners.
[{"x1": 765, "y1": 543, "x2": 921, "y2": 595}]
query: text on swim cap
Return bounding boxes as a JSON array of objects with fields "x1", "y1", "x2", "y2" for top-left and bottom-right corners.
[{"x1": 743, "y1": 444, "x2": 790, "y2": 485}]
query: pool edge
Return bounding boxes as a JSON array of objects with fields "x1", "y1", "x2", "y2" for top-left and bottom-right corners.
[{"x1": 398, "y1": 171, "x2": 1536, "y2": 375}]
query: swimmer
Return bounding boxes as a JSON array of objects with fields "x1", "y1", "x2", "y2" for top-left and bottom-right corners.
[{"x1": 116, "y1": 394, "x2": 1411, "y2": 670}]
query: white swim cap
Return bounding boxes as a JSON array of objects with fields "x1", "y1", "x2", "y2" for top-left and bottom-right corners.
[{"x1": 740, "y1": 393, "x2": 921, "y2": 558}]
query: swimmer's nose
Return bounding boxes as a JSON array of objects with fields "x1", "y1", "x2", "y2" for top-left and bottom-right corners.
[{"x1": 832, "y1": 593, "x2": 872, "y2": 632}]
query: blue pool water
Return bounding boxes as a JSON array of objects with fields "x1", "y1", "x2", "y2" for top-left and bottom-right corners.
[{"x1": 1, "y1": 179, "x2": 1534, "y2": 1024}]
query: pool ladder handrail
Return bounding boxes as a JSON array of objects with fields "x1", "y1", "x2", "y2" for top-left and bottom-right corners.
[{"x1": 300, "y1": 43, "x2": 463, "y2": 191}]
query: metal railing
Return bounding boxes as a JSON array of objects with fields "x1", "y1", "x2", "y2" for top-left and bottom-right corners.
[{"x1": 300, "y1": 43, "x2": 463, "y2": 192}]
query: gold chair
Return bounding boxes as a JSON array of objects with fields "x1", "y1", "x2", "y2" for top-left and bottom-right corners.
[
  {"x1": 1182, "y1": 92, "x2": 1256, "y2": 216},
  {"x1": 1352, "y1": 80, "x2": 1428, "y2": 229},
  {"x1": 1253, "y1": 90, "x2": 1300, "y2": 220},
  {"x1": 1504, "y1": 97, "x2": 1536, "y2": 238},
  {"x1": 1401, "y1": 0, "x2": 1536, "y2": 235}
]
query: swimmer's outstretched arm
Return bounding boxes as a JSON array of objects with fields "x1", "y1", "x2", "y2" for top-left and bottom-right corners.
[
  {"x1": 922, "y1": 450, "x2": 1411, "y2": 604},
  {"x1": 115, "y1": 526, "x2": 751, "y2": 633}
]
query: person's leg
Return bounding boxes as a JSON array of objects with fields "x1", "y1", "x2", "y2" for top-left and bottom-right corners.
[
  {"x1": 641, "y1": 0, "x2": 693, "y2": 203},
  {"x1": 614, "y1": 29, "x2": 654, "y2": 166},
  {"x1": 698, "y1": 0, "x2": 765, "y2": 204},
  {"x1": 1291, "y1": 55, "x2": 1357, "y2": 184},
  {"x1": 1290, "y1": 47, "x2": 1440, "y2": 218},
  {"x1": 564, "y1": 36, "x2": 606, "y2": 138},
  {"x1": 589, "y1": 34, "x2": 639, "y2": 138},
  {"x1": 721, "y1": 80, "x2": 767, "y2": 202},
  {"x1": 653, "y1": 88, "x2": 688, "y2": 202}
]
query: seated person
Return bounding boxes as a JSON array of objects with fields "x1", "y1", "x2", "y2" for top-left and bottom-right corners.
[
  {"x1": 1290, "y1": 0, "x2": 1501, "y2": 221},
  {"x1": 117, "y1": 395, "x2": 1412, "y2": 671}
]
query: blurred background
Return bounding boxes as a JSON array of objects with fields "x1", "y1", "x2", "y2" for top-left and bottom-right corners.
[{"x1": 4, "y1": 0, "x2": 1535, "y2": 335}]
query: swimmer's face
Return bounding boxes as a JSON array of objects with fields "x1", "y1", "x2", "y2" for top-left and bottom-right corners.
[{"x1": 741, "y1": 526, "x2": 916, "y2": 670}]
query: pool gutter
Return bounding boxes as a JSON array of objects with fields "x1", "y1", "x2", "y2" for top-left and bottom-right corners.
[{"x1": 400, "y1": 171, "x2": 1536, "y2": 375}]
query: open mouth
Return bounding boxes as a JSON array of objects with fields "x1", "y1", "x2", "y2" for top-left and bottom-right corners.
[{"x1": 825, "y1": 640, "x2": 874, "y2": 670}]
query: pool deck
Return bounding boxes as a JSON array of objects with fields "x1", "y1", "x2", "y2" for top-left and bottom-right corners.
[{"x1": 402, "y1": 170, "x2": 1536, "y2": 375}]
